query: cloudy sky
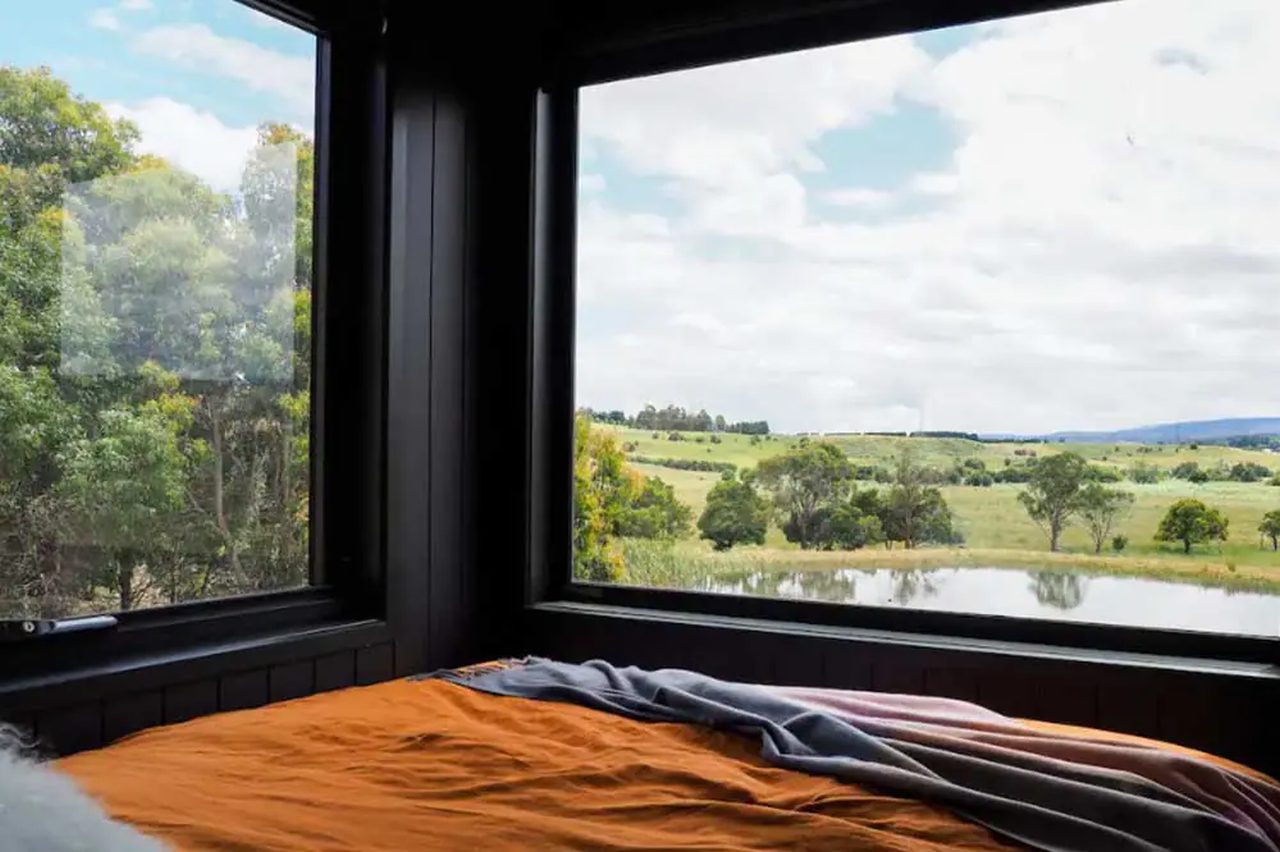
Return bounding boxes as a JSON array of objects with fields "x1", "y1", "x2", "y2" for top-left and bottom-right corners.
[
  {"x1": 575, "y1": 0, "x2": 1280, "y2": 435},
  {"x1": 5, "y1": 0, "x2": 314, "y2": 193}
]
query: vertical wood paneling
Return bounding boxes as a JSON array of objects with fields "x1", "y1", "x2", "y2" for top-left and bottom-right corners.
[
  {"x1": 820, "y1": 645, "x2": 873, "y2": 690},
  {"x1": 1032, "y1": 678, "x2": 1098, "y2": 727},
  {"x1": 164, "y1": 680, "x2": 218, "y2": 725},
  {"x1": 871, "y1": 658, "x2": 925, "y2": 695},
  {"x1": 977, "y1": 672, "x2": 1038, "y2": 718},
  {"x1": 315, "y1": 650, "x2": 356, "y2": 692},
  {"x1": 923, "y1": 667, "x2": 979, "y2": 702},
  {"x1": 428, "y1": 89, "x2": 468, "y2": 671},
  {"x1": 1096, "y1": 674, "x2": 1162, "y2": 739},
  {"x1": 219, "y1": 670, "x2": 270, "y2": 712},
  {"x1": 385, "y1": 84, "x2": 436, "y2": 677},
  {"x1": 270, "y1": 661, "x2": 316, "y2": 702},
  {"x1": 38, "y1": 703, "x2": 102, "y2": 755},
  {"x1": 103, "y1": 691, "x2": 163, "y2": 743},
  {"x1": 357, "y1": 644, "x2": 395, "y2": 685}
]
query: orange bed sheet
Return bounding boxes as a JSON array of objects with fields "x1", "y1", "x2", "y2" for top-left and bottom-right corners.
[{"x1": 57, "y1": 677, "x2": 1262, "y2": 852}]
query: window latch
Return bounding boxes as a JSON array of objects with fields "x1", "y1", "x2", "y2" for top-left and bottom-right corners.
[{"x1": 0, "y1": 615, "x2": 119, "y2": 643}]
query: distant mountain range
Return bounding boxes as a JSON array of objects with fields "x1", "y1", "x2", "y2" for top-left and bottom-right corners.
[{"x1": 982, "y1": 417, "x2": 1280, "y2": 444}]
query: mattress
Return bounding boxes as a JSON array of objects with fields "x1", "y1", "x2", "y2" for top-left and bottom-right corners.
[{"x1": 57, "y1": 675, "x2": 1270, "y2": 851}]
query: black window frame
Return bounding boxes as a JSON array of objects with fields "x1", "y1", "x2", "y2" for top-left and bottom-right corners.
[
  {"x1": 529, "y1": 0, "x2": 1280, "y2": 666},
  {"x1": 0, "y1": 0, "x2": 393, "y2": 684}
]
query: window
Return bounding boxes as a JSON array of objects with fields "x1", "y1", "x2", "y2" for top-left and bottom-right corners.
[
  {"x1": 572, "y1": 0, "x2": 1280, "y2": 638},
  {"x1": 1, "y1": 0, "x2": 316, "y2": 619}
]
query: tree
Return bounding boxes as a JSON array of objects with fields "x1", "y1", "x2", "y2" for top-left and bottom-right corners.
[
  {"x1": 824, "y1": 498, "x2": 884, "y2": 550},
  {"x1": 697, "y1": 471, "x2": 769, "y2": 551},
  {"x1": 1, "y1": 67, "x2": 319, "y2": 617},
  {"x1": 616, "y1": 476, "x2": 692, "y2": 539},
  {"x1": 879, "y1": 452, "x2": 957, "y2": 549},
  {"x1": 1018, "y1": 452, "x2": 1088, "y2": 552},
  {"x1": 1077, "y1": 484, "x2": 1134, "y2": 554},
  {"x1": 1259, "y1": 510, "x2": 1280, "y2": 551},
  {"x1": 756, "y1": 442, "x2": 853, "y2": 549},
  {"x1": 1155, "y1": 499, "x2": 1229, "y2": 554}
]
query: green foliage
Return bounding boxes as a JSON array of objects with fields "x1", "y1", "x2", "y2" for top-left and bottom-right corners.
[
  {"x1": 1229, "y1": 461, "x2": 1272, "y2": 483},
  {"x1": 1077, "y1": 484, "x2": 1134, "y2": 554},
  {"x1": 823, "y1": 498, "x2": 884, "y2": 551},
  {"x1": 1259, "y1": 510, "x2": 1280, "y2": 551},
  {"x1": 1155, "y1": 499, "x2": 1229, "y2": 554},
  {"x1": 616, "y1": 476, "x2": 692, "y2": 539},
  {"x1": 1127, "y1": 461, "x2": 1163, "y2": 484},
  {"x1": 697, "y1": 471, "x2": 769, "y2": 551},
  {"x1": 1018, "y1": 452, "x2": 1089, "y2": 552},
  {"x1": 1111, "y1": 535, "x2": 1128, "y2": 553},
  {"x1": 756, "y1": 442, "x2": 854, "y2": 549},
  {"x1": 630, "y1": 456, "x2": 736, "y2": 474},
  {"x1": 0, "y1": 66, "x2": 316, "y2": 617},
  {"x1": 574, "y1": 416, "x2": 696, "y2": 578},
  {"x1": 879, "y1": 452, "x2": 958, "y2": 549},
  {"x1": 0, "y1": 66, "x2": 138, "y2": 191}
]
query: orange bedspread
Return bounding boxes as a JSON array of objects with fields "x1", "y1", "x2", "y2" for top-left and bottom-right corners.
[{"x1": 57, "y1": 677, "x2": 1266, "y2": 851}]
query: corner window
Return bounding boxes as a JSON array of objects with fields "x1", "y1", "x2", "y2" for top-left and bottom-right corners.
[
  {"x1": 573, "y1": 0, "x2": 1280, "y2": 637},
  {"x1": 1, "y1": 0, "x2": 316, "y2": 617}
]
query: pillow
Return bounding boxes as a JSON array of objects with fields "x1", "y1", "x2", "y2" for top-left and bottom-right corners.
[{"x1": 0, "y1": 726, "x2": 166, "y2": 852}]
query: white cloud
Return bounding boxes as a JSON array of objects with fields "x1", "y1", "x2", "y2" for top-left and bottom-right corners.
[
  {"x1": 580, "y1": 173, "x2": 607, "y2": 193},
  {"x1": 131, "y1": 24, "x2": 313, "y2": 120},
  {"x1": 105, "y1": 97, "x2": 259, "y2": 192},
  {"x1": 89, "y1": 9, "x2": 122, "y2": 31},
  {"x1": 120, "y1": 0, "x2": 152, "y2": 9},
  {"x1": 821, "y1": 187, "x2": 893, "y2": 209},
  {"x1": 576, "y1": 0, "x2": 1280, "y2": 434}
]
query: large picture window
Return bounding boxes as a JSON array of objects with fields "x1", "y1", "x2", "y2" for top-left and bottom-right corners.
[
  {"x1": 573, "y1": 0, "x2": 1280, "y2": 637},
  {"x1": 1, "y1": 0, "x2": 316, "y2": 618}
]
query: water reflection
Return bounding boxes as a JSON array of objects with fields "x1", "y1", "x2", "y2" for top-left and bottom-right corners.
[
  {"x1": 1028, "y1": 572, "x2": 1087, "y2": 610},
  {"x1": 697, "y1": 565, "x2": 1279, "y2": 635}
]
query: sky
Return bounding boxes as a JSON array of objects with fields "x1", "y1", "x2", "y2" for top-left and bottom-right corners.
[
  {"x1": 1, "y1": 0, "x2": 315, "y2": 193},
  {"x1": 574, "y1": 0, "x2": 1280, "y2": 435}
]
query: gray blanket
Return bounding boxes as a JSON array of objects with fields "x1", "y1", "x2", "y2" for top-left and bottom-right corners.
[{"x1": 435, "y1": 658, "x2": 1279, "y2": 852}]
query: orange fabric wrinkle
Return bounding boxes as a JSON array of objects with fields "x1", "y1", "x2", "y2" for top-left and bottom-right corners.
[{"x1": 60, "y1": 678, "x2": 1021, "y2": 851}]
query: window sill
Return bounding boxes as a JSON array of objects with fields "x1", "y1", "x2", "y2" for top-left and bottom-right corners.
[
  {"x1": 528, "y1": 600, "x2": 1280, "y2": 682},
  {"x1": 0, "y1": 618, "x2": 392, "y2": 714}
]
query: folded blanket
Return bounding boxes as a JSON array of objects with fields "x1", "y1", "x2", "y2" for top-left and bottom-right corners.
[{"x1": 435, "y1": 659, "x2": 1280, "y2": 852}]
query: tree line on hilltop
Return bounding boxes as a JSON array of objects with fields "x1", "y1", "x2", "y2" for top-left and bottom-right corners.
[{"x1": 581, "y1": 404, "x2": 769, "y2": 435}]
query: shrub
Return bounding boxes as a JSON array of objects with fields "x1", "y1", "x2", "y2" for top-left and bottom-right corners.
[
  {"x1": 631, "y1": 456, "x2": 737, "y2": 474},
  {"x1": 709, "y1": 434, "x2": 722, "y2": 444},
  {"x1": 1111, "y1": 535, "x2": 1128, "y2": 552},
  {"x1": 668, "y1": 431, "x2": 685, "y2": 442},
  {"x1": 697, "y1": 472, "x2": 769, "y2": 551},
  {"x1": 1127, "y1": 461, "x2": 1162, "y2": 484}
]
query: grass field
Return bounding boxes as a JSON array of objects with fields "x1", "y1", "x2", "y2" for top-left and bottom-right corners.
[{"x1": 613, "y1": 426, "x2": 1280, "y2": 592}]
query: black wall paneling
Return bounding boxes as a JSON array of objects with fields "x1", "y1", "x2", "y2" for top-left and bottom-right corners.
[
  {"x1": 315, "y1": 651, "x2": 357, "y2": 693},
  {"x1": 270, "y1": 661, "x2": 317, "y2": 702},
  {"x1": 164, "y1": 681, "x2": 219, "y2": 725},
  {"x1": 102, "y1": 691, "x2": 164, "y2": 744}
]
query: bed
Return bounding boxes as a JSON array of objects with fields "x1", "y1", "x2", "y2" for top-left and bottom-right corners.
[{"x1": 56, "y1": 660, "x2": 1280, "y2": 851}]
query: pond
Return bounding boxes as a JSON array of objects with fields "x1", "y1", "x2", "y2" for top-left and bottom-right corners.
[{"x1": 698, "y1": 567, "x2": 1280, "y2": 635}]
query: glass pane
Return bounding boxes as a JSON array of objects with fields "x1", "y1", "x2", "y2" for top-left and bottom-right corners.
[
  {"x1": 1, "y1": 1, "x2": 316, "y2": 618},
  {"x1": 574, "y1": 0, "x2": 1280, "y2": 637}
]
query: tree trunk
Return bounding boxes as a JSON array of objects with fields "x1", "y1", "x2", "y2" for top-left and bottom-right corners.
[
  {"x1": 117, "y1": 557, "x2": 134, "y2": 611},
  {"x1": 1049, "y1": 523, "x2": 1061, "y2": 553},
  {"x1": 209, "y1": 404, "x2": 241, "y2": 576},
  {"x1": 1183, "y1": 539, "x2": 1192, "y2": 554}
]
